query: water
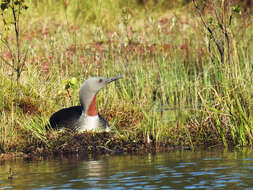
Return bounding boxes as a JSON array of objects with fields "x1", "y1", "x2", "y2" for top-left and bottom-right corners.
[{"x1": 1, "y1": 149, "x2": 253, "y2": 189}]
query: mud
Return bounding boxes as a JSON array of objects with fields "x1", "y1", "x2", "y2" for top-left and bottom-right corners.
[{"x1": 0, "y1": 130, "x2": 183, "y2": 161}]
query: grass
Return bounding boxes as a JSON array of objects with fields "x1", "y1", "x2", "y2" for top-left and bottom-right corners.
[{"x1": 0, "y1": 0, "x2": 253, "y2": 157}]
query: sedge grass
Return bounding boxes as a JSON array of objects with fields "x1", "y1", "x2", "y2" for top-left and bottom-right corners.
[{"x1": 1, "y1": 1, "x2": 253, "y2": 154}]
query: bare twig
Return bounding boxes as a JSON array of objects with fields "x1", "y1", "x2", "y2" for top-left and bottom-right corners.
[
  {"x1": 0, "y1": 55, "x2": 12, "y2": 68},
  {"x1": 1, "y1": 39, "x2": 16, "y2": 68},
  {"x1": 192, "y1": 0, "x2": 224, "y2": 64},
  {"x1": 213, "y1": 0, "x2": 232, "y2": 66},
  {"x1": 212, "y1": 0, "x2": 223, "y2": 30},
  {"x1": 20, "y1": 48, "x2": 28, "y2": 73},
  {"x1": 96, "y1": 146, "x2": 115, "y2": 153}
]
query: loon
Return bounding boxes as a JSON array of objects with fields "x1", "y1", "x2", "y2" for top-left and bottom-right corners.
[{"x1": 49, "y1": 76, "x2": 121, "y2": 132}]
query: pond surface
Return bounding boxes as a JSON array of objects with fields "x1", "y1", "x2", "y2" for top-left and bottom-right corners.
[{"x1": 1, "y1": 148, "x2": 253, "y2": 189}]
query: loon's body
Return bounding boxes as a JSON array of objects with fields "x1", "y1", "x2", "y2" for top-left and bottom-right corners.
[{"x1": 49, "y1": 76, "x2": 121, "y2": 132}]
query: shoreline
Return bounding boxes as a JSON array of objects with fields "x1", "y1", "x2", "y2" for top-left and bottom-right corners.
[{"x1": 0, "y1": 130, "x2": 228, "y2": 161}]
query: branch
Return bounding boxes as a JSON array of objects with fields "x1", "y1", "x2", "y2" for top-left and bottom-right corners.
[
  {"x1": 192, "y1": 0, "x2": 224, "y2": 63},
  {"x1": 0, "y1": 55, "x2": 13, "y2": 68},
  {"x1": 212, "y1": 0, "x2": 223, "y2": 30},
  {"x1": 213, "y1": 0, "x2": 232, "y2": 66},
  {"x1": 96, "y1": 146, "x2": 115, "y2": 153},
  {"x1": 1, "y1": 39, "x2": 16, "y2": 69},
  {"x1": 11, "y1": 2, "x2": 21, "y2": 66},
  {"x1": 20, "y1": 48, "x2": 28, "y2": 72}
]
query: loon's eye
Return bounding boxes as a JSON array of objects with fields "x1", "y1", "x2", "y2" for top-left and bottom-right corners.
[{"x1": 99, "y1": 79, "x2": 103, "y2": 83}]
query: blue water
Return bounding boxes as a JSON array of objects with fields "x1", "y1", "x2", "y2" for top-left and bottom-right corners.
[{"x1": 1, "y1": 149, "x2": 253, "y2": 189}]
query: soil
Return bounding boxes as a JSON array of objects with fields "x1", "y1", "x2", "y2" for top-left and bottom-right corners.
[{"x1": 0, "y1": 130, "x2": 194, "y2": 161}]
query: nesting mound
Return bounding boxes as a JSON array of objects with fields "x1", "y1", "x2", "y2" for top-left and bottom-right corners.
[{"x1": 0, "y1": 130, "x2": 177, "y2": 160}]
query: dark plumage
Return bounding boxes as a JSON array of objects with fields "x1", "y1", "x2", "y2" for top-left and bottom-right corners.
[
  {"x1": 49, "y1": 106, "x2": 82, "y2": 130},
  {"x1": 48, "y1": 76, "x2": 122, "y2": 132}
]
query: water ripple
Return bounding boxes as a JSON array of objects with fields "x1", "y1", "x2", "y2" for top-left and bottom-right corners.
[{"x1": 1, "y1": 150, "x2": 253, "y2": 189}]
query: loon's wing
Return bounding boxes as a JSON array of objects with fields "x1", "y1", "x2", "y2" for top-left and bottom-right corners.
[{"x1": 49, "y1": 106, "x2": 82, "y2": 130}]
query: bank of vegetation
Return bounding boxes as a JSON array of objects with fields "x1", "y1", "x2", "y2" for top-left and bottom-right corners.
[{"x1": 0, "y1": 0, "x2": 253, "y2": 158}]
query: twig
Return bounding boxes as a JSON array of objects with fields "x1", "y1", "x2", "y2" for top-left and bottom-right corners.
[
  {"x1": 213, "y1": 0, "x2": 232, "y2": 66},
  {"x1": 0, "y1": 55, "x2": 13, "y2": 68},
  {"x1": 20, "y1": 48, "x2": 28, "y2": 73},
  {"x1": 1, "y1": 39, "x2": 16, "y2": 66},
  {"x1": 192, "y1": 0, "x2": 224, "y2": 64},
  {"x1": 96, "y1": 146, "x2": 115, "y2": 153},
  {"x1": 212, "y1": 0, "x2": 223, "y2": 30},
  {"x1": 11, "y1": 2, "x2": 21, "y2": 66}
]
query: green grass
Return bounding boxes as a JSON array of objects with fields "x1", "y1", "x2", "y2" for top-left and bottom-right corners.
[{"x1": 1, "y1": 0, "x2": 253, "y2": 155}]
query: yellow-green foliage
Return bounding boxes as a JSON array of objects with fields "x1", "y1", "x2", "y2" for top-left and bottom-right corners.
[{"x1": 0, "y1": 0, "x2": 253, "y2": 154}]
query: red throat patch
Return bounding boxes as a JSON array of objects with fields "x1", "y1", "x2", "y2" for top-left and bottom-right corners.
[{"x1": 87, "y1": 95, "x2": 98, "y2": 116}]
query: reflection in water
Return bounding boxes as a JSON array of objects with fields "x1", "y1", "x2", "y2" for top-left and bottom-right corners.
[{"x1": 1, "y1": 149, "x2": 253, "y2": 189}]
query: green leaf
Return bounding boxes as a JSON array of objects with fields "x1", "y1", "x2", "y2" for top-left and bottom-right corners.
[
  {"x1": 0, "y1": 0, "x2": 10, "y2": 11},
  {"x1": 232, "y1": 5, "x2": 241, "y2": 15}
]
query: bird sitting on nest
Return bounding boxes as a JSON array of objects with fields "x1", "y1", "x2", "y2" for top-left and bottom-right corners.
[{"x1": 49, "y1": 76, "x2": 122, "y2": 132}]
